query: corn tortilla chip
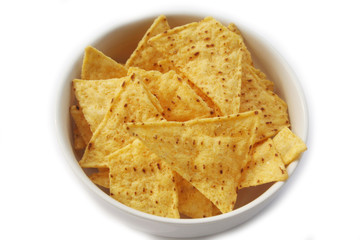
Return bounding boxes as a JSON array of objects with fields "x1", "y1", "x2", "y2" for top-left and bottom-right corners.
[
  {"x1": 240, "y1": 65, "x2": 290, "y2": 142},
  {"x1": 273, "y1": 127, "x2": 307, "y2": 165},
  {"x1": 128, "y1": 67, "x2": 213, "y2": 121},
  {"x1": 79, "y1": 75, "x2": 164, "y2": 168},
  {"x1": 125, "y1": 15, "x2": 172, "y2": 73},
  {"x1": 149, "y1": 17, "x2": 243, "y2": 116},
  {"x1": 227, "y1": 23, "x2": 274, "y2": 91},
  {"x1": 73, "y1": 124, "x2": 86, "y2": 150},
  {"x1": 126, "y1": 111, "x2": 259, "y2": 213},
  {"x1": 70, "y1": 105, "x2": 92, "y2": 144},
  {"x1": 73, "y1": 78, "x2": 123, "y2": 132},
  {"x1": 81, "y1": 46, "x2": 127, "y2": 80},
  {"x1": 89, "y1": 168, "x2": 110, "y2": 188},
  {"x1": 249, "y1": 66, "x2": 274, "y2": 91},
  {"x1": 227, "y1": 23, "x2": 253, "y2": 67},
  {"x1": 174, "y1": 173, "x2": 216, "y2": 218},
  {"x1": 239, "y1": 139, "x2": 288, "y2": 189},
  {"x1": 108, "y1": 139, "x2": 180, "y2": 218}
]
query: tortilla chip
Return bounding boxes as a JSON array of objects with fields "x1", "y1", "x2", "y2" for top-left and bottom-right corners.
[
  {"x1": 108, "y1": 139, "x2": 180, "y2": 218},
  {"x1": 128, "y1": 67, "x2": 213, "y2": 121},
  {"x1": 227, "y1": 23, "x2": 253, "y2": 67},
  {"x1": 79, "y1": 75, "x2": 164, "y2": 168},
  {"x1": 73, "y1": 78, "x2": 122, "y2": 132},
  {"x1": 273, "y1": 127, "x2": 307, "y2": 165},
  {"x1": 227, "y1": 23, "x2": 274, "y2": 91},
  {"x1": 73, "y1": 124, "x2": 86, "y2": 150},
  {"x1": 240, "y1": 65, "x2": 290, "y2": 142},
  {"x1": 89, "y1": 168, "x2": 109, "y2": 188},
  {"x1": 239, "y1": 139, "x2": 288, "y2": 189},
  {"x1": 125, "y1": 15, "x2": 172, "y2": 73},
  {"x1": 126, "y1": 111, "x2": 259, "y2": 213},
  {"x1": 149, "y1": 17, "x2": 243, "y2": 116},
  {"x1": 249, "y1": 66, "x2": 274, "y2": 91},
  {"x1": 81, "y1": 46, "x2": 127, "y2": 80},
  {"x1": 70, "y1": 105, "x2": 92, "y2": 144},
  {"x1": 174, "y1": 173, "x2": 216, "y2": 218}
]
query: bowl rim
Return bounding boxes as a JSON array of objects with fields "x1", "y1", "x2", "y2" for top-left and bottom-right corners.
[{"x1": 55, "y1": 12, "x2": 308, "y2": 225}]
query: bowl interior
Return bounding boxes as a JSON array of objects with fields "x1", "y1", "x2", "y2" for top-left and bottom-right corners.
[{"x1": 57, "y1": 14, "x2": 307, "y2": 223}]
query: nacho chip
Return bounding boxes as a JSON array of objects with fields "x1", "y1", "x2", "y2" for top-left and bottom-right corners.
[
  {"x1": 70, "y1": 105, "x2": 92, "y2": 144},
  {"x1": 89, "y1": 168, "x2": 109, "y2": 188},
  {"x1": 81, "y1": 46, "x2": 127, "y2": 80},
  {"x1": 79, "y1": 75, "x2": 164, "y2": 168},
  {"x1": 149, "y1": 17, "x2": 243, "y2": 116},
  {"x1": 227, "y1": 23, "x2": 274, "y2": 91},
  {"x1": 73, "y1": 124, "x2": 86, "y2": 150},
  {"x1": 128, "y1": 67, "x2": 213, "y2": 121},
  {"x1": 273, "y1": 127, "x2": 307, "y2": 165},
  {"x1": 174, "y1": 173, "x2": 216, "y2": 218},
  {"x1": 126, "y1": 111, "x2": 259, "y2": 213},
  {"x1": 125, "y1": 15, "x2": 172, "y2": 73},
  {"x1": 249, "y1": 66, "x2": 274, "y2": 91},
  {"x1": 239, "y1": 139, "x2": 288, "y2": 189},
  {"x1": 108, "y1": 139, "x2": 179, "y2": 218},
  {"x1": 227, "y1": 23, "x2": 253, "y2": 67},
  {"x1": 240, "y1": 65, "x2": 290, "y2": 142},
  {"x1": 73, "y1": 78, "x2": 122, "y2": 132}
]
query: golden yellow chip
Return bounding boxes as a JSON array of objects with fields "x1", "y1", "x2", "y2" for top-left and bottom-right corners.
[
  {"x1": 174, "y1": 173, "x2": 216, "y2": 218},
  {"x1": 126, "y1": 111, "x2": 259, "y2": 213},
  {"x1": 239, "y1": 139, "x2": 288, "y2": 189},
  {"x1": 72, "y1": 124, "x2": 86, "y2": 150},
  {"x1": 81, "y1": 46, "x2": 127, "y2": 80},
  {"x1": 249, "y1": 66, "x2": 274, "y2": 91},
  {"x1": 227, "y1": 23, "x2": 274, "y2": 91},
  {"x1": 125, "y1": 15, "x2": 172, "y2": 73},
  {"x1": 227, "y1": 23, "x2": 253, "y2": 67},
  {"x1": 89, "y1": 168, "x2": 109, "y2": 188},
  {"x1": 70, "y1": 105, "x2": 92, "y2": 144},
  {"x1": 73, "y1": 78, "x2": 123, "y2": 132},
  {"x1": 128, "y1": 67, "x2": 213, "y2": 121},
  {"x1": 108, "y1": 139, "x2": 180, "y2": 218},
  {"x1": 273, "y1": 127, "x2": 307, "y2": 165},
  {"x1": 149, "y1": 17, "x2": 243, "y2": 116},
  {"x1": 240, "y1": 65, "x2": 290, "y2": 142},
  {"x1": 79, "y1": 75, "x2": 163, "y2": 168}
]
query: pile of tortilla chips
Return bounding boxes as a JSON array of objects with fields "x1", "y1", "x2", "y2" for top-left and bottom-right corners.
[{"x1": 70, "y1": 15, "x2": 307, "y2": 219}]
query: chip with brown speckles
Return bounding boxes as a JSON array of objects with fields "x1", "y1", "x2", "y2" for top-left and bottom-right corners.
[
  {"x1": 81, "y1": 46, "x2": 127, "y2": 80},
  {"x1": 108, "y1": 139, "x2": 180, "y2": 218},
  {"x1": 125, "y1": 111, "x2": 259, "y2": 213}
]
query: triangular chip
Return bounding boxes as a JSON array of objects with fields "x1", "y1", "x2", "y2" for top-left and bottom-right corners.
[
  {"x1": 89, "y1": 168, "x2": 110, "y2": 188},
  {"x1": 72, "y1": 124, "x2": 86, "y2": 150},
  {"x1": 128, "y1": 67, "x2": 213, "y2": 121},
  {"x1": 81, "y1": 46, "x2": 127, "y2": 80},
  {"x1": 273, "y1": 127, "x2": 307, "y2": 165},
  {"x1": 125, "y1": 15, "x2": 172, "y2": 73},
  {"x1": 108, "y1": 139, "x2": 180, "y2": 218},
  {"x1": 73, "y1": 78, "x2": 122, "y2": 132},
  {"x1": 227, "y1": 23, "x2": 274, "y2": 91},
  {"x1": 239, "y1": 139, "x2": 288, "y2": 189},
  {"x1": 249, "y1": 66, "x2": 274, "y2": 91},
  {"x1": 175, "y1": 173, "x2": 218, "y2": 218},
  {"x1": 240, "y1": 65, "x2": 290, "y2": 142},
  {"x1": 126, "y1": 111, "x2": 259, "y2": 213},
  {"x1": 227, "y1": 23, "x2": 253, "y2": 67},
  {"x1": 149, "y1": 17, "x2": 243, "y2": 116},
  {"x1": 79, "y1": 75, "x2": 164, "y2": 168},
  {"x1": 70, "y1": 105, "x2": 92, "y2": 144}
]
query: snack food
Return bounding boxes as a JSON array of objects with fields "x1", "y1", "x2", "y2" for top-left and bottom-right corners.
[{"x1": 70, "y1": 15, "x2": 307, "y2": 218}]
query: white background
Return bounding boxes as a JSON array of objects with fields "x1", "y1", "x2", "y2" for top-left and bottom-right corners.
[{"x1": 1, "y1": 0, "x2": 359, "y2": 239}]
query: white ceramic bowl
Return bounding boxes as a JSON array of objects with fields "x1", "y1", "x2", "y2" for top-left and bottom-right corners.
[{"x1": 55, "y1": 14, "x2": 308, "y2": 238}]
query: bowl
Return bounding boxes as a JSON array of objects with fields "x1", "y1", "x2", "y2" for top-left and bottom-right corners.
[{"x1": 55, "y1": 13, "x2": 308, "y2": 238}]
